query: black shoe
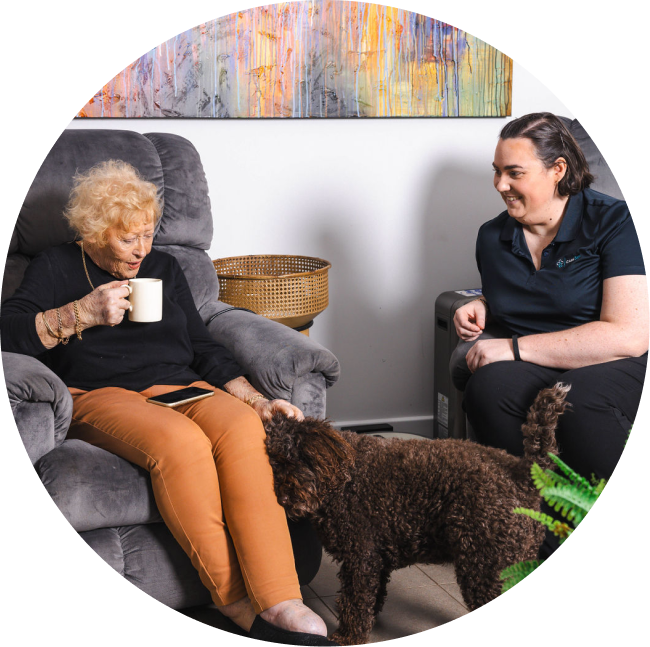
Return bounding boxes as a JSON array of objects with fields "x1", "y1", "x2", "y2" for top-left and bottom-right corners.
[{"x1": 249, "y1": 615, "x2": 339, "y2": 646}]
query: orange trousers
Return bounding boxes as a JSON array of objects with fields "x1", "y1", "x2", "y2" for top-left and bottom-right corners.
[{"x1": 67, "y1": 381, "x2": 301, "y2": 613}]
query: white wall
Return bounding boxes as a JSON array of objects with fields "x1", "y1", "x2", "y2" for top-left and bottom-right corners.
[{"x1": 67, "y1": 63, "x2": 572, "y2": 431}]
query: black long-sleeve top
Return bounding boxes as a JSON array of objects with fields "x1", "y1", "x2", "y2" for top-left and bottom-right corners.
[{"x1": 0, "y1": 242, "x2": 245, "y2": 391}]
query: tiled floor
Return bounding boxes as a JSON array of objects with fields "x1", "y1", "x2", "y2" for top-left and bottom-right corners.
[{"x1": 181, "y1": 550, "x2": 468, "y2": 642}]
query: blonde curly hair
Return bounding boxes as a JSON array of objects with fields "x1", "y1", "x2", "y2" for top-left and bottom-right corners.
[{"x1": 64, "y1": 160, "x2": 161, "y2": 246}]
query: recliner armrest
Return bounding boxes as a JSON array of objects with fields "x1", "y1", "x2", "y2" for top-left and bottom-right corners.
[
  {"x1": 2, "y1": 351, "x2": 73, "y2": 463},
  {"x1": 206, "y1": 304, "x2": 340, "y2": 412},
  {"x1": 449, "y1": 323, "x2": 511, "y2": 392}
]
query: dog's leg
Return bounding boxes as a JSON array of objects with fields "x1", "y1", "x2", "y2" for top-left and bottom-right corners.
[
  {"x1": 454, "y1": 520, "x2": 539, "y2": 611},
  {"x1": 373, "y1": 568, "x2": 391, "y2": 616},
  {"x1": 331, "y1": 553, "x2": 384, "y2": 646},
  {"x1": 455, "y1": 556, "x2": 503, "y2": 611}
]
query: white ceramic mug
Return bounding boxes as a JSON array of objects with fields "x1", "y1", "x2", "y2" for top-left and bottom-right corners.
[{"x1": 126, "y1": 278, "x2": 163, "y2": 322}]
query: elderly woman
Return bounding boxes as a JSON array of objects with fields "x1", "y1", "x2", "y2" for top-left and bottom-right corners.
[
  {"x1": 0, "y1": 160, "x2": 335, "y2": 645},
  {"x1": 453, "y1": 113, "x2": 647, "y2": 553}
]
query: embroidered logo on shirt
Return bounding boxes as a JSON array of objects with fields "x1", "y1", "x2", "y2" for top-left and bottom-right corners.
[{"x1": 556, "y1": 254, "x2": 581, "y2": 269}]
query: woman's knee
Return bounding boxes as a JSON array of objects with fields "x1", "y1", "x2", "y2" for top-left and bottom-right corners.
[
  {"x1": 195, "y1": 397, "x2": 267, "y2": 452},
  {"x1": 465, "y1": 362, "x2": 529, "y2": 417},
  {"x1": 466, "y1": 362, "x2": 559, "y2": 411},
  {"x1": 465, "y1": 362, "x2": 507, "y2": 410},
  {"x1": 151, "y1": 419, "x2": 214, "y2": 464},
  {"x1": 223, "y1": 405, "x2": 266, "y2": 445}
]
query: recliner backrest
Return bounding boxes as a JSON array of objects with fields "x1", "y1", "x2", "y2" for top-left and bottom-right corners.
[
  {"x1": 558, "y1": 117, "x2": 623, "y2": 200},
  {"x1": 3, "y1": 129, "x2": 215, "y2": 304}
]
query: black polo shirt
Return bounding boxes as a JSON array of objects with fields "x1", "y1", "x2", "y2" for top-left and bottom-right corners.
[{"x1": 476, "y1": 188, "x2": 645, "y2": 336}]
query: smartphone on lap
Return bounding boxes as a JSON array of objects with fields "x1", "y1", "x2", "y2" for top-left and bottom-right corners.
[{"x1": 146, "y1": 386, "x2": 214, "y2": 408}]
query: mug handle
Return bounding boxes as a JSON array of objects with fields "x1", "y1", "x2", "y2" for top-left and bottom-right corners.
[{"x1": 125, "y1": 283, "x2": 133, "y2": 311}]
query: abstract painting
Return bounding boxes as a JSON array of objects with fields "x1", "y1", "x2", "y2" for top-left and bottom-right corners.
[{"x1": 78, "y1": 1, "x2": 512, "y2": 118}]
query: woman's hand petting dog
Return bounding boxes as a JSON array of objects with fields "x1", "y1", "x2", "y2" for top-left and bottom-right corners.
[
  {"x1": 252, "y1": 398, "x2": 305, "y2": 422},
  {"x1": 223, "y1": 376, "x2": 304, "y2": 421}
]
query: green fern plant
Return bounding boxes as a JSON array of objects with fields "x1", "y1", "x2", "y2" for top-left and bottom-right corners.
[{"x1": 499, "y1": 453, "x2": 606, "y2": 593}]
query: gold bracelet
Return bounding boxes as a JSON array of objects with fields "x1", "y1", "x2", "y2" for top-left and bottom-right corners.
[
  {"x1": 245, "y1": 394, "x2": 267, "y2": 407},
  {"x1": 55, "y1": 308, "x2": 69, "y2": 345},
  {"x1": 41, "y1": 312, "x2": 60, "y2": 341},
  {"x1": 73, "y1": 300, "x2": 83, "y2": 340}
]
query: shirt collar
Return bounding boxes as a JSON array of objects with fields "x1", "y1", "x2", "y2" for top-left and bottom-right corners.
[
  {"x1": 554, "y1": 191, "x2": 583, "y2": 242},
  {"x1": 499, "y1": 190, "x2": 584, "y2": 244}
]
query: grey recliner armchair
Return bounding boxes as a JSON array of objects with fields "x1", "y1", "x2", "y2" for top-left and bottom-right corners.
[{"x1": 1, "y1": 129, "x2": 340, "y2": 609}]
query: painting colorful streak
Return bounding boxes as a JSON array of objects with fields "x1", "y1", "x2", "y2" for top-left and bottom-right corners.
[{"x1": 78, "y1": 1, "x2": 512, "y2": 118}]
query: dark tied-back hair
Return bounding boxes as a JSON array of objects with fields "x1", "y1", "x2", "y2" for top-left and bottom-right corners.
[{"x1": 500, "y1": 112, "x2": 594, "y2": 196}]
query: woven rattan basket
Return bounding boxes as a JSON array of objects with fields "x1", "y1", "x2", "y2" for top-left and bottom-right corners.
[{"x1": 213, "y1": 255, "x2": 331, "y2": 328}]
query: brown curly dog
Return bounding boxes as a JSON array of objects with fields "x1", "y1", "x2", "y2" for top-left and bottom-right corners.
[{"x1": 264, "y1": 384, "x2": 570, "y2": 645}]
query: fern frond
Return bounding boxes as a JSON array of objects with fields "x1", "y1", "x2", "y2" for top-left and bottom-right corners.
[
  {"x1": 541, "y1": 485, "x2": 598, "y2": 524},
  {"x1": 542, "y1": 469, "x2": 572, "y2": 489},
  {"x1": 513, "y1": 508, "x2": 553, "y2": 525},
  {"x1": 530, "y1": 463, "x2": 564, "y2": 490},
  {"x1": 594, "y1": 479, "x2": 607, "y2": 496},
  {"x1": 513, "y1": 508, "x2": 573, "y2": 541},
  {"x1": 500, "y1": 560, "x2": 542, "y2": 593},
  {"x1": 547, "y1": 453, "x2": 595, "y2": 490}
]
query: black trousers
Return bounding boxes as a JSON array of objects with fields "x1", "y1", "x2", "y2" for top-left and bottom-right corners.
[{"x1": 464, "y1": 355, "x2": 647, "y2": 558}]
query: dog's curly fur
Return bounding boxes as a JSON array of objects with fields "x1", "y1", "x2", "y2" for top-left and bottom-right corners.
[{"x1": 264, "y1": 384, "x2": 571, "y2": 645}]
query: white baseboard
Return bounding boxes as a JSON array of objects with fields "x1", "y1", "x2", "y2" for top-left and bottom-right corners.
[{"x1": 332, "y1": 415, "x2": 434, "y2": 439}]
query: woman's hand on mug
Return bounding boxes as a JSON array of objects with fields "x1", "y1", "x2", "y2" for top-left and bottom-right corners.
[
  {"x1": 251, "y1": 398, "x2": 305, "y2": 422},
  {"x1": 453, "y1": 299, "x2": 487, "y2": 341},
  {"x1": 78, "y1": 280, "x2": 132, "y2": 328}
]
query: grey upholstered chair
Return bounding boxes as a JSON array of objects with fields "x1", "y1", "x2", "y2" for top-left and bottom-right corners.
[{"x1": 1, "y1": 129, "x2": 340, "y2": 609}]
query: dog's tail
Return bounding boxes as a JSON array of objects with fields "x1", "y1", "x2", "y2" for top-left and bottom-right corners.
[{"x1": 520, "y1": 383, "x2": 571, "y2": 473}]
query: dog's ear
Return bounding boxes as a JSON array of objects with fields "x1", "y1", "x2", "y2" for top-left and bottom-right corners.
[
  {"x1": 264, "y1": 414, "x2": 355, "y2": 520},
  {"x1": 296, "y1": 419, "x2": 355, "y2": 490},
  {"x1": 264, "y1": 414, "x2": 323, "y2": 519}
]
